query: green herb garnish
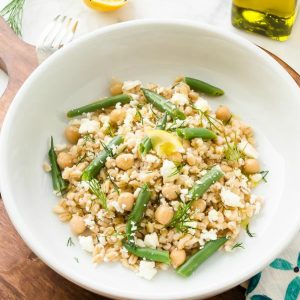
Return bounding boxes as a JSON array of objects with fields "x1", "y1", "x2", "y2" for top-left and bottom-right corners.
[
  {"x1": 232, "y1": 242, "x2": 244, "y2": 250},
  {"x1": 246, "y1": 224, "x2": 256, "y2": 237},
  {"x1": 89, "y1": 178, "x2": 107, "y2": 209},
  {"x1": 259, "y1": 170, "x2": 269, "y2": 183},
  {"x1": 0, "y1": 0, "x2": 24, "y2": 35},
  {"x1": 67, "y1": 237, "x2": 74, "y2": 247}
]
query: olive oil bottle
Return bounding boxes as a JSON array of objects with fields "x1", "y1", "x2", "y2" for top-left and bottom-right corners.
[{"x1": 232, "y1": 0, "x2": 297, "y2": 41}]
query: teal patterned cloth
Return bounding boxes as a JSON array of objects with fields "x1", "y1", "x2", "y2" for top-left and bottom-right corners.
[{"x1": 246, "y1": 233, "x2": 300, "y2": 300}]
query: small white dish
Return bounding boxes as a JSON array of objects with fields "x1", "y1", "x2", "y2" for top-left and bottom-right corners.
[{"x1": 0, "y1": 20, "x2": 300, "y2": 300}]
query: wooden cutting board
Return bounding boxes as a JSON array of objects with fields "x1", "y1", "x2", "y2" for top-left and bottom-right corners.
[{"x1": 0, "y1": 17, "x2": 299, "y2": 300}]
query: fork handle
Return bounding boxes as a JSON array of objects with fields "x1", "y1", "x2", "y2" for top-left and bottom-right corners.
[{"x1": 0, "y1": 17, "x2": 38, "y2": 125}]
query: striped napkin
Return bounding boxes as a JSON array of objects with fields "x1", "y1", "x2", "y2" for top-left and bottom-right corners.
[{"x1": 245, "y1": 233, "x2": 300, "y2": 300}]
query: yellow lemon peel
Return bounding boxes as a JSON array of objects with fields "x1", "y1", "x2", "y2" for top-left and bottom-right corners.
[{"x1": 83, "y1": 0, "x2": 127, "y2": 12}]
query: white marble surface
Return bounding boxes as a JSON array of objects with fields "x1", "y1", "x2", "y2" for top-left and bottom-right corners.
[{"x1": 0, "y1": 0, "x2": 299, "y2": 92}]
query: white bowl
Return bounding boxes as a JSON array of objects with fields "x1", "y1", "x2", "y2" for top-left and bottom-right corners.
[{"x1": 1, "y1": 20, "x2": 300, "y2": 300}]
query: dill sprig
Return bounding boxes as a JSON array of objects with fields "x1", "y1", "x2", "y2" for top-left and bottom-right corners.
[
  {"x1": 74, "y1": 257, "x2": 79, "y2": 263},
  {"x1": 223, "y1": 135, "x2": 244, "y2": 162},
  {"x1": 168, "y1": 162, "x2": 186, "y2": 178},
  {"x1": 0, "y1": 0, "x2": 25, "y2": 36},
  {"x1": 89, "y1": 178, "x2": 107, "y2": 209},
  {"x1": 193, "y1": 107, "x2": 223, "y2": 133},
  {"x1": 166, "y1": 120, "x2": 186, "y2": 131},
  {"x1": 168, "y1": 201, "x2": 193, "y2": 232},
  {"x1": 67, "y1": 237, "x2": 74, "y2": 247},
  {"x1": 246, "y1": 224, "x2": 256, "y2": 237},
  {"x1": 259, "y1": 170, "x2": 269, "y2": 183},
  {"x1": 135, "y1": 109, "x2": 144, "y2": 124},
  {"x1": 232, "y1": 242, "x2": 244, "y2": 250},
  {"x1": 99, "y1": 140, "x2": 114, "y2": 157},
  {"x1": 106, "y1": 171, "x2": 120, "y2": 195},
  {"x1": 104, "y1": 124, "x2": 115, "y2": 137}
]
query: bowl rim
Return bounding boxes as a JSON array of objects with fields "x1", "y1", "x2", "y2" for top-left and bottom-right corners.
[{"x1": 1, "y1": 19, "x2": 300, "y2": 300}]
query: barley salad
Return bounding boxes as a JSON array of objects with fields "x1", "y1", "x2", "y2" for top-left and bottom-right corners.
[{"x1": 45, "y1": 76, "x2": 266, "y2": 280}]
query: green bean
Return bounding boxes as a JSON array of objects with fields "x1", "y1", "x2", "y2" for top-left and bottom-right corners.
[
  {"x1": 126, "y1": 184, "x2": 151, "y2": 242},
  {"x1": 67, "y1": 94, "x2": 131, "y2": 118},
  {"x1": 81, "y1": 135, "x2": 123, "y2": 181},
  {"x1": 176, "y1": 237, "x2": 228, "y2": 277},
  {"x1": 142, "y1": 88, "x2": 186, "y2": 120},
  {"x1": 48, "y1": 137, "x2": 68, "y2": 194},
  {"x1": 123, "y1": 242, "x2": 170, "y2": 264},
  {"x1": 139, "y1": 113, "x2": 168, "y2": 155},
  {"x1": 184, "y1": 77, "x2": 224, "y2": 96},
  {"x1": 168, "y1": 166, "x2": 224, "y2": 230},
  {"x1": 188, "y1": 166, "x2": 224, "y2": 201},
  {"x1": 177, "y1": 128, "x2": 216, "y2": 140}
]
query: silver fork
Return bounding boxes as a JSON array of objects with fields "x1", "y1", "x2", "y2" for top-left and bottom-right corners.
[{"x1": 36, "y1": 15, "x2": 78, "y2": 64}]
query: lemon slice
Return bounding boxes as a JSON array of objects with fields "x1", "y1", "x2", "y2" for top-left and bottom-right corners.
[
  {"x1": 146, "y1": 129, "x2": 184, "y2": 157},
  {"x1": 83, "y1": 0, "x2": 127, "y2": 12}
]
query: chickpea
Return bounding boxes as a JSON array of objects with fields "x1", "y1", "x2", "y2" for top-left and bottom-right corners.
[
  {"x1": 69, "y1": 215, "x2": 86, "y2": 235},
  {"x1": 186, "y1": 153, "x2": 196, "y2": 166},
  {"x1": 216, "y1": 105, "x2": 231, "y2": 122},
  {"x1": 155, "y1": 205, "x2": 174, "y2": 225},
  {"x1": 116, "y1": 154, "x2": 134, "y2": 170},
  {"x1": 65, "y1": 125, "x2": 80, "y2": 144},
  {"x1": 244, "y1": 159, "x2": 260, "y2": 174},
  {"x1": 57, "y1": 152, "x2": 73, "y2": 169},
  {"x1": 170, "y1": 249, "x2": 186, "y2": 268},
  {"x1": 110, "y1": 80, "x2": 123, "y2": 96},
  {"x1": 161, "y1": 183, "x2": 180, "y2": 200},
  {"x1": 110, "y1": 109, "x2": 126, "y2": 125},
  {"x1": 168, "y1": 152, "x2": 183, "y2": 163},
  {"x1": 191, "y1": 199, "x2": 206, "y2": 212},
  {"x1": 118, "y1": 192, "x2": 135, "y2": 211}
]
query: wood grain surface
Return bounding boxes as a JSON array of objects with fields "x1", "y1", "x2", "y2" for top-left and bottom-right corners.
[{"x1": 0, "y1": 16, "x2": 299, "y2": 300}]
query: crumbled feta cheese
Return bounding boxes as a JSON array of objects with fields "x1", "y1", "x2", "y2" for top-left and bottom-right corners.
[
  {"x1": 84, "y1": 214, "x2": 95, "y2": 227},
  {"x1": 208, "y1": 209, "x2": 219, "y2": 222},
  {"x1": 144, "y1": 233, "x2": 159, "y2": 249},
  {"x1": 129, "y1": 93, "x2": 140, "y2": 101},
  {"x1": 238, "y1": 139, "x2": 258, "y2": 159},
  {"x1": 160, "y1": 160, "x2": 179, "y2": 182},
  {"x1": 79, "y1": 118, "x2": 99, "y2": 134},
  {"x1": 123, "y1": 80, "x2": 141, "y2": 91},
  {"x1": 109, "y1": 201, "x2": 124, "y2": 213},
  {"x1": 124, "y1": 108, "x2": 136, "y2": 127},
  {"x1": 130, "y1": 221, "x2": 137, "y2": 231},
  {"x1": 96, "y1": 209, "x2": 106, "y2": 221},
  {"x1": 180, "y1": 188, "x2": 189, "y2": 201},
  {"x1": 201, "y1": 229, "x2": 217, "y2": 242},
  {"x1": 185, "y1": 221, "x2": 198, "y2": 235},
  {"x1": 120, "y1": 246, "x2": 128, "y2": 254},
  {"x1": 115, "y1": 102, "x2": 122, "y2": 109},
  {"x1": 119, "y1": 172, "x2": 130, "y2": 182},
  {"x1": 77, "y1": 181, "x2": 90, "y2": 191},
  {"x1": 145, "y1": 154, "x2": 159, "y2": 164},
  {"x1": 78, "y1": 236, "x2": 94, "y2": 253},
  {"x1": 138, "y1": 261, "x2": 157, "y2": 280},
  {"x1": 135, "y1": 239, "x2": 146, "y2": 247},
  {"x1": 171, "y1": 92, "x2": 189, "y2": 106},
  {"x1": 221, "y1": 188, "x2": 243, "y2": 207},
  {"x1": 194, "y1": 98, "x2": 210, "y2": 112},
  {"x1": 97, "y1": 234, "x2": 107, "y2": 247}
]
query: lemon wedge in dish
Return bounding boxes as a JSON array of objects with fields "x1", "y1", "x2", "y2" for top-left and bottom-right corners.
[
  {"x1": 83, "y1": 0, "x2": 127, "y2": 12},
  {"x1": 146, "y1": 129, "x2": 184, "y2": 157}
]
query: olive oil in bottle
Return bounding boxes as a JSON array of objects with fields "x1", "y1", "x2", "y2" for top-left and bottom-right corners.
[{"x1": 231, "y1": 0, "x2": 297, "y2": 41}]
